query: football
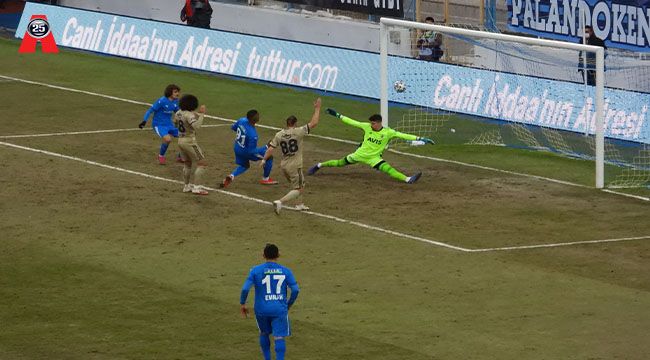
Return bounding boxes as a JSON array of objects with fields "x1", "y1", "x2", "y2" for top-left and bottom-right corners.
[{"x1": 393, "y1": 80, "x2": 406, "y2": 93}]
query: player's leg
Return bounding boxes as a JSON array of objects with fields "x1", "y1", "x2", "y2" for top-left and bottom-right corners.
[
  {"x1": 221, "y1": 155, "x2": 249, "y2": 188},
  {"x1": 254, "y1": 146, "x2": 278, "y2": 185},
  {"x1": 273, "y1": 167, "x2": 304, "y2": 214},
  {"x1": 178, "y1": 144, "x2": 194, "y2": 192},
  {"x1": 308, "y1": 154, "x2": 356, "y2": 175},
  {"x1": 270, "y1": 315, "x2": 291, "y2": 360},
  {"x1": 159, "y1": 133, "x2": 173, "y2": 165},
  {"x1": 167, "y1": 127, "x2": 184, "y2": 163},
  {"x1": 255, "y1": 315, "x2": 273, "y2": 360},
  {"x1": 191, "y1": 144, "x2": 208, "y2": 195},
  {"x1": 372, "y1": 159, "x2": 422, "y2": 184}
]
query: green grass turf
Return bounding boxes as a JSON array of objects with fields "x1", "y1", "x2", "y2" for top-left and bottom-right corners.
[{"x1": 1, "y1": 37, "x2": 650, "y2": 359}]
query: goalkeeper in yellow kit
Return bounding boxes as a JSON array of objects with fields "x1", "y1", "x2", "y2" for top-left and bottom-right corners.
[{"x1": 308, "y1": 109, "x2": 434, "y2": 184}]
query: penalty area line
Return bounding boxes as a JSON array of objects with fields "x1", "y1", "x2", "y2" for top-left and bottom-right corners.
[
  {"x1": 1, "y1": 74, "x2": 648, "y2": 202},
  {"x1": 2, "y1": 140, "x2": 647, "y2": 253},
  {"x1": 0, "y1": 140, "x2": 471, "y2": 253},
  {"x1": 468, "y1": 235, "x2": 650, "y2": 252},
  {"x1": 0, "y1": 124, "x2": 230, "y2": 139}
]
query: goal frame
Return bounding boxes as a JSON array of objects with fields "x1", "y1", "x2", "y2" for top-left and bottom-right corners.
[{"x1": 379, "y1": 18, "x2": 606, "y2": 188}]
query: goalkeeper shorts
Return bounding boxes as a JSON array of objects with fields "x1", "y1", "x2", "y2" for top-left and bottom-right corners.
[{"x1": 346, "y1": 153, "x2": 384, "y2": 168}]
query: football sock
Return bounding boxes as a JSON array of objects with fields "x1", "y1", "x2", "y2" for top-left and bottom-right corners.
[
  {"x1": 320, "y1": 158, "x2": 347, "y2": 167},
  {"x1": 280, "y1": 190, "x2": 301, "y2": 203},
  {"x1": 194, "y1": 166, "x2": 206, "y2": 186},
  {"x1": 378, "y1": 162, "x2": 407, "y2": 182},
  {"x1": 275, "y1": 338, "x2": 286, "y2": 360},
  {"x1": 259, "y1": 335, "x2": 271, "y2": 360},
  {"x1": 232, "y1": 166, "x2": 248, "y2": 177},
  {"x1": 182, "y1": 164, "x2": 192, "y2": 184},
  {"x1": 159, "y1": 143, "x2": 169, "y2": 156},
  {"x1": 263, "y1": 158, "x2": 273, "y2": 178}
]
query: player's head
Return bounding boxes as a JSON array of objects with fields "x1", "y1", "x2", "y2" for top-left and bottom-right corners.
[
  {"x1": 425, "y1": 16, "x2": 435, "y2": 24},
  {"x1": 164, "y1": 84, "x2": 181, "y2": 100},
  {"x1": 584, "y1": 25, "x2": 594, "y2": 38},
  {"x1": 369, "y1": 114, "x2": 383, "y2": 131},
  {"x1": 286, "y1": 115, "x2": 298, "y2": 127},
  {"x1": 179, "y1": 94, "x2": 199, "y2": 111},
  {"x1": 263, "y1": 243, "x2": 280, "y2": 260},
  {"x1": 247, "y1": 109, "x2": 260, "y2": 123}
]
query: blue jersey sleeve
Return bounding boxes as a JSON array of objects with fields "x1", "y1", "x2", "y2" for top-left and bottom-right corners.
[
  {"x1": 285, "y1": 269, "x2": 300, "y2": 307},
  {"x1": 144, "y1": 99, "x2": 163, "y2": 121},
  {"x1": 240, "y1": 268, "x2": 255, "y2": 305}
]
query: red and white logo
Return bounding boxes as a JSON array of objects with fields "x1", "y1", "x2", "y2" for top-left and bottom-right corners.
[{"x1": 19, "y1": 15, "x2": 59, "y2": 53}]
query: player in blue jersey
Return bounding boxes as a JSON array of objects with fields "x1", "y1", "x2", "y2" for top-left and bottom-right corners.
[
  {"x1": 220, "y1": 109, "x2": 278, "y2": 188},
  {"x1": 139, "y1": 84, "x2": 182, "y2": 165},
  {"x1": 240, "y1": 244, "x2": 299, "y2": 360}
]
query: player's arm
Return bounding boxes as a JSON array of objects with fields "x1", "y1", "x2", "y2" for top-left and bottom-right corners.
[
  {"x1": 307, "y1": 98, "x2": 322, "y2": 130},
  {"x1": 286, "y1": 271, "x2": 300, "y2": 310},
  {"x1": 140, "y1": 100, "x2": 162, "y2": 128},
  {"x1": 260, "y1": 144, "x2": 274, "y2": 167},
  {"x1": 326, "y1": 108, "x2": 365, "y2": 129},
  {"x1": 239, "y1": 270, "x2": 254, "y2": 318},
  {"x1": 393, "y1": 130, "x2": 435, "y2": 145},
  {"x1": 231, "y1": 120, "x2": 239, "y2": 132},
  {"x1": 189, "y1": 105, "x2": 206, "y2": 129}
]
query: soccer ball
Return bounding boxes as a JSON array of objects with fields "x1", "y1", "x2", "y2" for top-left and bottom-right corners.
[{"x1": 393, "y1": 80, "x2": 406, "y2": 93}]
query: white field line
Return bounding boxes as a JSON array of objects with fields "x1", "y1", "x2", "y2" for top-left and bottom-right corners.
[
  {"x1": 469, "y1": 235, "x2": 650, "y2": 252},
  {"x1": 0, "y1": 124, "x2": 229, "y2": 139},
  {"x1": 2, "y1": 140, "x2": 649, "y2": 253},
  {"x1": 1, "y1": 74, "x2": 648, "y2": 202},
  {"x1": 0, "y1": 140, "x2": 470, "y2": 253},
  {"x1": 601, "y1": 189, "x2": 650, "y2": 202}
]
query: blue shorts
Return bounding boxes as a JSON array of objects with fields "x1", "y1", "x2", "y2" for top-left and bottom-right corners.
[
  {"x1": 153, "y1": 125, "x2": 179, "y2": 138},
  {"x1": 235, "y1": 146, "x2": 267, "y2": 168},
  {"x1": 255, "y1": 314, "x2": 291, "y2": 337}
]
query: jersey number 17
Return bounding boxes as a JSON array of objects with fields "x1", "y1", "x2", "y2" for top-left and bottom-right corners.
[{"x1": 262, "y1": 274, "x2": 285, "y2": 294}]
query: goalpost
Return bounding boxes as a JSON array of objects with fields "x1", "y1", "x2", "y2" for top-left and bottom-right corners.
[{"x1": 379, "y1": 18, "x2": 606, "y2": 188}]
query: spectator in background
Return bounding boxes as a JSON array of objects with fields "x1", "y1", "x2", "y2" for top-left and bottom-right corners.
[
  {"x1": 416, "y1": 39, "x2": 433, "y2": 61},
  {"x1": 418, "y1": 17, "x2": 443, "y2": 62},
  {"x1": 181, "y1": 0, "x2": 213, "y2": 29},
  {"x1": 578, "y1": 25, "x2": 606, "y2": 86}
]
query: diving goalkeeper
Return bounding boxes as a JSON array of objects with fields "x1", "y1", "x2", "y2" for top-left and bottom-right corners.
[{"x1": 307, "y1": 109, "x2": 434, "y2": 184}]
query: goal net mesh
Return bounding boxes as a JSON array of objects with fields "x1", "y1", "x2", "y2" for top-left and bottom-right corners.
[{"x1": 383, "y1": 23, "x2": 650, "y2": 188}]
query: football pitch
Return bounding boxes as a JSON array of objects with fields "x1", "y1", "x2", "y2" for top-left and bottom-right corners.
[{"x1": 1, "y1": 37, "x2": 649, "y2": 359}]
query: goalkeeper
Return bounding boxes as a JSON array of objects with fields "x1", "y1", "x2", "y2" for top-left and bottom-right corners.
[{"x1": 307, "y1": 109, "x2": 434, "y2": 184}]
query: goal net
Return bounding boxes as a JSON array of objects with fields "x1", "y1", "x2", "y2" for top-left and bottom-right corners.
[{"x1": 380, "y1": 18, "x2": 650, "y2": 189}]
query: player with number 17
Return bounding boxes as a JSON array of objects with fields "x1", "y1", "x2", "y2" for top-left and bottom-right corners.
[{"x1": 240, "y1": 244, "x2": 300, "y2": 360}]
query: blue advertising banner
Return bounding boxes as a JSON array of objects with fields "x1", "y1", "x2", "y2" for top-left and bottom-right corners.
[
  {"x1": 16, "y1": 3, "x2": 650, "y2": 144},
  {"x1": 507, "y1": 0, "x2": 650, "y2": 52}
]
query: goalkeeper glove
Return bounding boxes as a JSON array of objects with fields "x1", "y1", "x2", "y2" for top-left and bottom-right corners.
[
  {"x1": 326, "y1": 108, "x2": 341, "y2": 118},
  {"x1": 417, "y1": 137, "x2": 435, "y2": 145},
  {"x1": 138, "y1": 121, "x2": 147, "y2": 129}
]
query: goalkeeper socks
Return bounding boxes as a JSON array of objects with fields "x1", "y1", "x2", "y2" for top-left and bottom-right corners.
[
  {"x1": 320, "y1": 158, "x2": 347, "y2": 167},
  {"x1": 377, "y1": 162, "x2": 407, "y2": 182},
  {"x1": 182, "y1": 164, "x2": 192, "y2": 184},
  {"x1": 274, "y1": 338, "x2": 286, "y2": 360},
  {"x1": 232, "y1": 165, "x2": 248, "y2": 177},
  {"x1": 263, "y1": 158, "x2": 273, "y2": 178},
  {"x1": 259, "y1": 335, "x2": 271, "y2": 360},
  {"x1": 159, "y1": 143, "x2": 169, "y2": 156},
  {"x1": 194, "y1": 166, "x2": 206, "y2": 186},
  {"x1": 280, "y1": 190, "x2": 301, "y2": 203}
]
